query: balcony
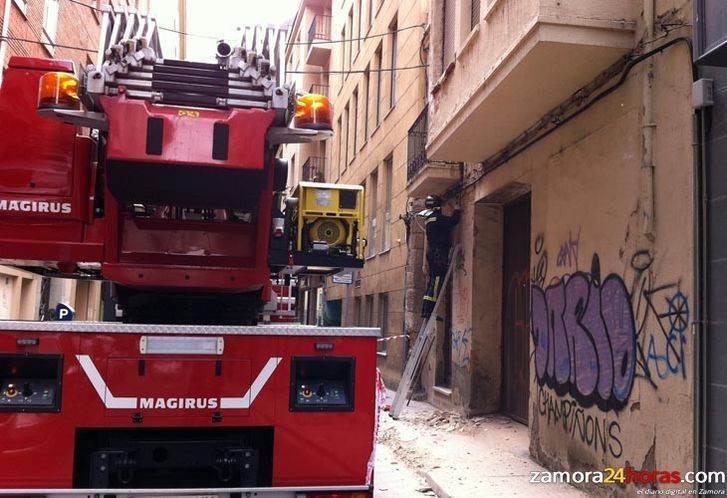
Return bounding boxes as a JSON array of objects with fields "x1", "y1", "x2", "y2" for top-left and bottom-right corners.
[
  {"x1": 306, "y1": 15, "x2": 332, "y2": 67},
  {"x1": 407, "y1": 107, "x2": 460, "y2": 197},
  {"x1": 302, "y1": 156, "x2": 326, "y2": 182},
  {"x1": 427, "y1": 0, "x2": 636, "y2": 162},
  {"x1": 309, "y1": 84, "x2": 329, "y2": 97}
]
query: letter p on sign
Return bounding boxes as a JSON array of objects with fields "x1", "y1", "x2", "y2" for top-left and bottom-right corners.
[{"x1": 56, "y1": 303, "x2": 75, "y2": 321}]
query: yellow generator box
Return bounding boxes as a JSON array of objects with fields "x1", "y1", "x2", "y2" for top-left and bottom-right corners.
[{"x1": 292, "y1": 182, "x2": 365, "y2": 262}]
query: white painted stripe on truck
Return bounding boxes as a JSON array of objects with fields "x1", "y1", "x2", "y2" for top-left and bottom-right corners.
[
  {"x1": 220, "y1": 357, "x2": 282, "y2": 409},
  {"x1": 76, "y1": 355, "x2": 138, "y2": 409}
]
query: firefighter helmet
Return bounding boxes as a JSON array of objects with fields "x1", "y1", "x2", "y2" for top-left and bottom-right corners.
[{"x1": 424, "y1": 195, "x2": 441, "y2": 209}]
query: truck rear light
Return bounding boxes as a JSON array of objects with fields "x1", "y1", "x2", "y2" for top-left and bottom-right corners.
[
  {"x1": 294, "y1": 93, "x2": 333, "y2": 131},
  {"x1": 37, "y1": 71, "x2": 81, "y2": 110}
]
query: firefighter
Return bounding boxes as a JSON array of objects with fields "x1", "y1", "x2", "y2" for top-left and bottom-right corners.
[{"x1": 421, "y1": 195, "x2": 460, "y2": 319}]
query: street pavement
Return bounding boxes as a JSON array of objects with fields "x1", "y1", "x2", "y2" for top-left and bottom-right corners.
[{"x1": 375, "y1": 390, "x2": 589, "y2": 498}]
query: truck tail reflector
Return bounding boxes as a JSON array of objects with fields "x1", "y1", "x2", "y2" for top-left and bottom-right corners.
[
  {"x1": 37, "y1": 72, "x2": 81, "y2": 110},
  {"x1": 294, "y1": 93, "x2": 332, "y2": 131}
]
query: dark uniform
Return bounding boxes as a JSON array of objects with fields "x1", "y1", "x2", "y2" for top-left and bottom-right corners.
[{"x1": 421, "y1": 206, "x2": 460, "y2": 318}]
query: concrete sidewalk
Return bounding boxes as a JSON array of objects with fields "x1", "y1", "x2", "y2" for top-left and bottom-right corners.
[{"x1": 378, "y1": 391, "x2": 589, "y2": 498}]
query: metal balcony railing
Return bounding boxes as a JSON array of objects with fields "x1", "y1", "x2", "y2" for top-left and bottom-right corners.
[
  {"x1": 309, "y1": 84, "x2": 329, "y2": 97},
  {"x1": 407, "y1": 107, "x2": 429, "y2": 181},
  {"x1": 302, "y1": 156, "x2": 326, "y2": 182},
  {"x1": 308, "y1": 15, "x2": 332, "y2": 51}
]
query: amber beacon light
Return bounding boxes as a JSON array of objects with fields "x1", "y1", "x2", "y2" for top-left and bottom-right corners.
[
  {"x1": 294, "y1": 93, "x2": 333, "y2": 131},
  {"x1": 37, "y1": 72, "x2": 81, "y2": 110}
]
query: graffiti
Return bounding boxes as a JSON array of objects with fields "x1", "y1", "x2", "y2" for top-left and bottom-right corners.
[
  {"x1": 531, "y1": 255, "x2": 636, "y2": 411},
  {"x1": 556, "y1": 227, "x2": 581, "y2": 269},
  {"x1": 538, "y1": 386, "x2": 623, "y2": 458},
  {"x1": 533, "y1": 233, "x2": 548, "y2": 287},
  {"x1": 642, "y1": 291, "x2": 689, "y2": 380},
  {"x1": 452, "y1": 328, "x2": 471, "y2": 369},
  {"x1": 627, "y1": 249, "x2": 690, "y2": 385}
]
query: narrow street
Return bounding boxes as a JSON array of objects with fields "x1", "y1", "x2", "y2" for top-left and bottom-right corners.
[{"x1": 375, "y1": 392, "x2": 587, "y2": 498}]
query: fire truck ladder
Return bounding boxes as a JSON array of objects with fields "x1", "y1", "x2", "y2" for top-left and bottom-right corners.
[
  {"x1": 83, "y1": 5, "x2": 291, "y2": 112},
  {"x1": 390, "y1": 244, "x2": 462, "y2": 419}
]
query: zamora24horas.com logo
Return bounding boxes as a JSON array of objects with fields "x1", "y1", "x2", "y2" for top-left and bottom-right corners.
[{"x1": 530, "y1": 467, "x2": 727, "y2": 491}]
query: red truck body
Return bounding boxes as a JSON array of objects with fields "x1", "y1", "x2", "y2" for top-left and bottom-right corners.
[
  {"x1": 0, "y1": 322, "x2": 377, "y2": 494},
  {"x1": 0, "y1": 8, "x2": 376, "y2": 496}
]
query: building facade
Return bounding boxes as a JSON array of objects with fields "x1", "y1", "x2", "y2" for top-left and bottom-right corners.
[
  {"x1": 324, "y1": 0, "x2": 429, "y2": 387},
  {"x1": 413, "y1": 0, "x2": 701, "y2": 493},
  {"x1": 0, "y1": 0, "x2": 149, "y2": 81},
  {"x1": 283, "y1": 0, "x2": 430, "y2": 385}
]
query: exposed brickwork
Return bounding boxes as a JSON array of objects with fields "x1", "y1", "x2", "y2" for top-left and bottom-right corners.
[{"x1": 0, "y1": 0, "x2": 149, "y2": 70}]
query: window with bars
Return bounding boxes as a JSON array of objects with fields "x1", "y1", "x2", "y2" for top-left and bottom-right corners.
[{"x1": 442, "y1": 0, "x2": 456, "y2": 72}]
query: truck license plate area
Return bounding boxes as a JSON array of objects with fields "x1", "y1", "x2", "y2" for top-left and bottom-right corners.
[{"x1": 74, "y1": 428, "x2": 273, "y2": 488}]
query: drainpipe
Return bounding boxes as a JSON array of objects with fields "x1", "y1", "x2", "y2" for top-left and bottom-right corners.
[
  {"x1": 0, "y1": 0, "x2": 14, "y2": 86},
  {"x1": 641, "y1": 0, "x2": 656, "y2": 238}
]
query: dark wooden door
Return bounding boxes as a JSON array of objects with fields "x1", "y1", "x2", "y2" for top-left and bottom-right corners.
[{"x1": 502, "y1": 195, "x2": 531, "y2": 424}]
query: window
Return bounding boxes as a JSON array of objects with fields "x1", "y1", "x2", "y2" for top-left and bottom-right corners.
[
  {"x1": 442, "y1": 0, "x2": 456, "y2": 72},
  {"x1": 471, "y1": 0, "x2": 481, "y2": 30},
  {"x1": 343, "y1": 104, "x2": 350, "y2": 169},
  {"x1": 367, "y1": 0, "x2": 373, "y2": 31},
  {"x1": 363, "y1": 67, "x2": 370, "y2": 141},
  {"x1": 377, "y1": 293, "x2": 389, "y2": 354},
  {"x1": 352, "y1": 87, "x2": 359, "y2": 155},
  {"x1": 12, "y1": 0, "x2": 28, "y2": 17},
  {"x1": 340, "y1": 27, "x2": 346, "y2": 79},
  {"x1": 356, "y1": 0, "x2": 362, "y2": 53},
  {"x1": 354, "y1": 296, "x2": 362, "y2": 326},
  {"x1": 42, "y1": 0, "x2": 60, "y2": 52},
  {"x1": 365, "y1": 295, "x2": 374, "y2": 327},
  {"x1": 374, "y1": 45, "x2": 382, "y2": 127},
  {"x1": 336, "y1": 117, "x2": 343, "y2": 180},
  {"x1": 367, "y1": 169, "x2": 378, "y2": 257},
  {"x1": 347, "y1": 9, "x2": 353, "y2": 71},
  {"x1": 389, "y1": 18, "x2": 398, "y2": 109},
  {"x1": 382, "y1": 154, "x2": 393, "y2": 251}
]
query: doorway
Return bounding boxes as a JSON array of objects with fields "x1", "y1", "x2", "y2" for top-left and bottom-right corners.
[{"x1": 501, "y1": 195, "x2": 531, "y2": 423}]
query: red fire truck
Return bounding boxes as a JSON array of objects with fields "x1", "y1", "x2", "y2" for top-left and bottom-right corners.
[{"x1": 0, "y1": 6, "x2": 375, "y2": 497}]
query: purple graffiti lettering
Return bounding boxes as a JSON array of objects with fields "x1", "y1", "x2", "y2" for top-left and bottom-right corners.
[{"x1": 531, "y1": 271, "x2": 636, "y2": 411}]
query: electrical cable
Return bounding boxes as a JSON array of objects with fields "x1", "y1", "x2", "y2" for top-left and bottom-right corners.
[
  {"x1": 0, "y1": 35, "x2": 96, "y2": 53},
  {"x1": 286, "y1": 23, "x2": 425, "y2": 46},
  {"x1": 288, "y1": 64, "x2": 427, "y2": 74}
]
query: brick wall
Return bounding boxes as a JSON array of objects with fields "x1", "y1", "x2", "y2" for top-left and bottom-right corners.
[{"x1": 0, "y1": 0, "x2": 151, "y2": 70}]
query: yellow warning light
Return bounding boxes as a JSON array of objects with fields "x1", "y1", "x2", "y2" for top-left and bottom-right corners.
[
  {"x1": 37, "y1": 72, "x2": 80, "y2": 110},
  {"x1": 294, "y1": 93, "x2": 332, "y2": 131}
]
